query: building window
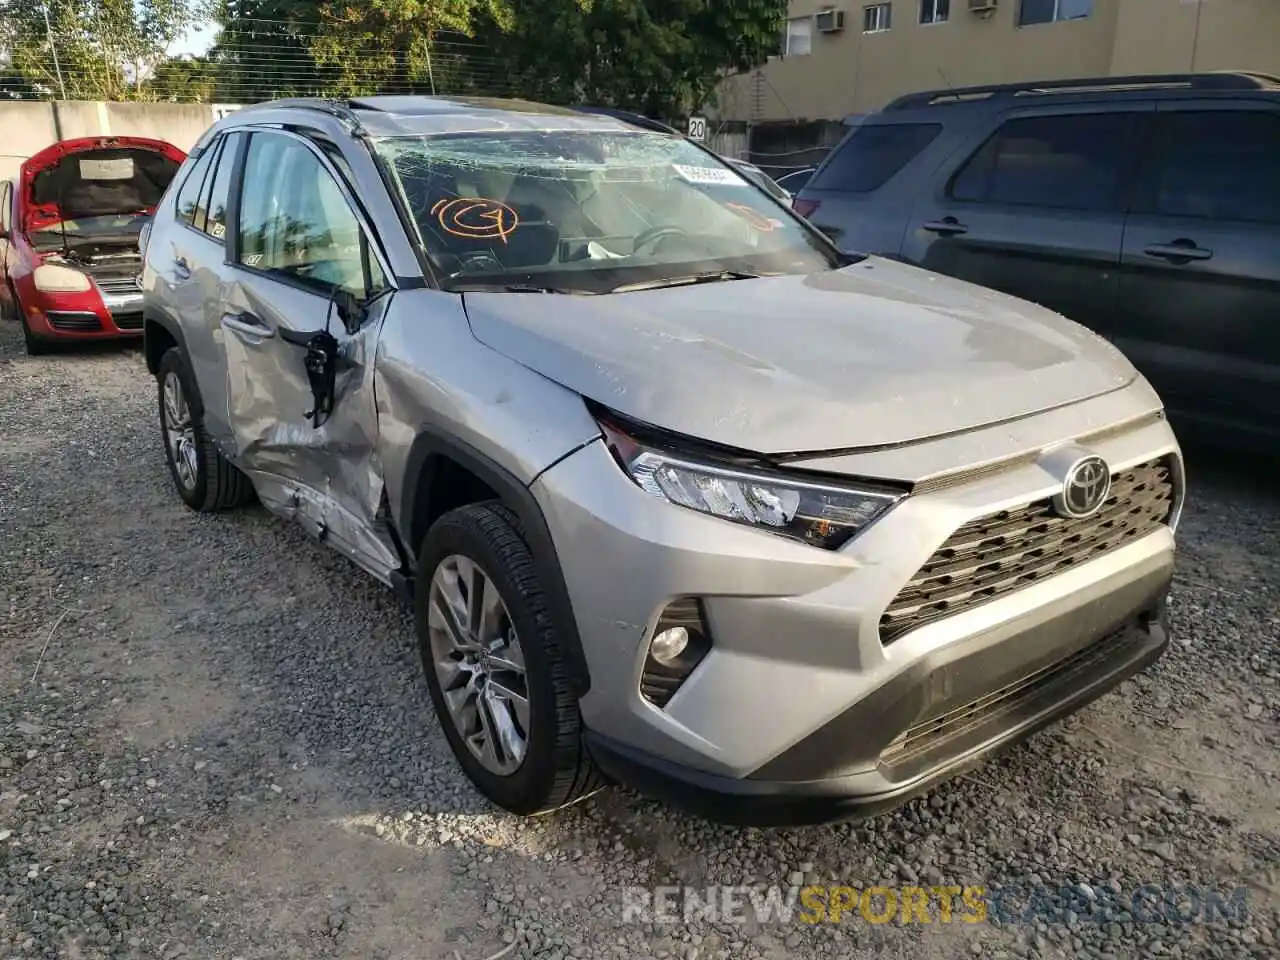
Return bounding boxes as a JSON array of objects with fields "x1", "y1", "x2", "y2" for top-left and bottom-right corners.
[
  {"x1": 920, "y1": 0, "x2": 949, "y2": 24},
  {"x1": 781, "y1": 16, "x2": 813, "y2": 56},
  {"x1": 863, "y1": 3, "x2": 892, "y2": 32},
  {"x1": 1018, "y1": 0, "x2": 1093, "y2": 25}
]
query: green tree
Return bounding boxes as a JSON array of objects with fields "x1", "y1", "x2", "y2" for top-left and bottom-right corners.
[
  {"x1": 0, "y1": 0, "x2": 210, "y2": 100},
  {"x1": 473, "y1": 0, "x2": 788, "y2": 121}
]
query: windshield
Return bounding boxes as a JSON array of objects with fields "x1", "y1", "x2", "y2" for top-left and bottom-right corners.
[{"x1": 373, "y1": 129, "x2": 842, "y2": 293}]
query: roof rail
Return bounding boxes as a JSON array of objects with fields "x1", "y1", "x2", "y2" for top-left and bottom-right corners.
[
  {"x1": 882, "y1": 71, "x2": 1280, "y2": 111},
  {"x1": 236, "y1": 97, "x2": 370, "y2": 131},
  {"x1": 569, "y1": 105, "x2": 680, "y2": 135}
]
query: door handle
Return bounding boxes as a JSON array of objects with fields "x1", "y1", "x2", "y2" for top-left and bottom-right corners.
[
  {"x1": 222, "y1": 312, "x2": 274, "y2": 339},
  {"x1": 172, "y1": 256, "x2": 191, "y2": 280},
  {"x1": 922, "y1": 217, "x2": 968, "y2": 237},
  {"x1": 1142, "y1": 240, "x2": 1212, "y2": 262}
]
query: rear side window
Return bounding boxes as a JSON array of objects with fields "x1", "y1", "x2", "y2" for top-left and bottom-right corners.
[
  {"x1": 202, "y1": 132, "x2": 244, "y2": 241},
  {"x1": 1144, "y1": 111, "x2": 1280, "y2": 224},
  {"x1": 808, "y1": 122, "x2": 942, "y2": 193},
  {"x1": 175, "y1": 146, "x2": 216, "y2": 228},
  {"x1": 949, "y1": 113, "x2": 1136, "y2": 212}
]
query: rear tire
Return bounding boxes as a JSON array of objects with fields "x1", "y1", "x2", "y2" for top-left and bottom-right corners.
[
  {"x1": 415, "y1": 501, "x2": 605, "y2": 815},
  {"x1": 157, "y1": 347, "x2": 254, "y2": 512}
]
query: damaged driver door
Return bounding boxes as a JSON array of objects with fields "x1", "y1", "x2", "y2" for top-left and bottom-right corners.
[{"x1": 219, "y1": 128, "x2": 402, "y2": 582}]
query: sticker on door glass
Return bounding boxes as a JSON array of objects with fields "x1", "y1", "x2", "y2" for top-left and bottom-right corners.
[
  {"x1": 209, "y1": 221, "x2": 226, "y2": 239},
  {"x1": 672, "y1": 164, "x2": 746, "y2": 186},
  {"x1": 79, "y1": 157, "x2": 135, "y2": 180}
]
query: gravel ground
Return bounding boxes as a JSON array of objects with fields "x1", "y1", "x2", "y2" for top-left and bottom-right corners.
[{"x1": 1, "y1": 324, "x2": 1277, "y2": 960}]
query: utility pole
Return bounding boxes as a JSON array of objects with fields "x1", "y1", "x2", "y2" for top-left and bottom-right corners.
[{"x1": 41, "y1": 0, "x2": 67, "y2": 100}]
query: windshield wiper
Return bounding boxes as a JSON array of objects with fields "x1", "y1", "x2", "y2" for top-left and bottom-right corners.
[
  {"x1": 607, "y1": 270, "x2": 773, "y2": 294},
  {"x1": 449, "y1": 281, "x2": 585, "y2": 294}
]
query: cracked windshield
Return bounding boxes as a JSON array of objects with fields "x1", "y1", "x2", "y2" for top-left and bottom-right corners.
[{"x1": 375, "y1": 130, "x2": 840, "y2": 292}]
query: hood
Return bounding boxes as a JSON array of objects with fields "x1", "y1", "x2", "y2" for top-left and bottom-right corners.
[
  {"x1": 19, "y1": 136, "x2": 186, "y2": 233},
  {"x1": 460, "y1": 257, "x2": 1137, "y2": 455}
]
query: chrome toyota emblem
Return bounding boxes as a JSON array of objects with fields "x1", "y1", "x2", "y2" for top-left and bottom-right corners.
[{"x1": 1053, "y1": 455, "x2": 1111, "y2": 519}]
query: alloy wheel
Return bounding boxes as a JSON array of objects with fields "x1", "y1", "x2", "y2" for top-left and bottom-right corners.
[
  {"x1": 427, "y1": 554, "x2": 530, "y2": 775},
  {"x1": 162, "y1": 371, "x2": 199, "y2": 491}
]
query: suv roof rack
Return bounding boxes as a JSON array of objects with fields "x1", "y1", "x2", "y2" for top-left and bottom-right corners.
[
  {"x1": 882, "y1": 71, "x2": 1280, "y2": 111},
  {"x1": 569, "y1": 105, "x2": 680, "y2": 135}
]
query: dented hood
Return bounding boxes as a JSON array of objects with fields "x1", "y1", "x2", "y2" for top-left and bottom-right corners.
[
  {"x1": 460, "y1": 257, "x2": 1137, "y2": 455},
  {"x1": 19, "y1": 136, "x2": 186, "y2": 232}
]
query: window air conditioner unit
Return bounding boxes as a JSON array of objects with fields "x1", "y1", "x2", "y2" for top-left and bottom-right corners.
[
  {"x1": 968, "y1": 0, "x2": 997, "y2": 11},
  {"x1": 815, "y1": 9, "x2": 846, "y2": 32}
]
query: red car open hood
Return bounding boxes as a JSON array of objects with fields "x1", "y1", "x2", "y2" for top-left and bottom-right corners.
[{"x1": 19, "y1": 136, "x2": 186, "y2": 233}]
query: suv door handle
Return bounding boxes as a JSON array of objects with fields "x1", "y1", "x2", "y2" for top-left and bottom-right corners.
[
  {"x1": 172, "y1": 256, "x2": 191, "y2": 280},
  {"x1": 1143, "y1": 240, "x2": 1212, "y2": 262},
  {"x1": 222, "y1": 312, "x2": 274, "y2": 339},
  {"x1": 922, "y1": 217, "x2": 968, "y2": 237}
]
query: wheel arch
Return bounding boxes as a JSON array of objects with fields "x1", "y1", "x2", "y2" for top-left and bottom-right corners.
[
  {"x1": 402, "y1": 427, "x2": 592, "y2": 698},
  {"x1": 143, "y1": 306, "x2": 201, "y2": 413}
]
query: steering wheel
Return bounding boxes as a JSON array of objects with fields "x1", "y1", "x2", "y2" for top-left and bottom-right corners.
[{"x1": 632, "y1": 225, "x2": 690, "y2": 255}]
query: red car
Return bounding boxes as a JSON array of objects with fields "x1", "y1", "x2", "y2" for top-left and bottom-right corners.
[{"x1": 1, "y1": 136, "x2": 186, "y2": 355}]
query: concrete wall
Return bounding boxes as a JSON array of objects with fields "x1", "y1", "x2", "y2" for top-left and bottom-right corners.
[
  {"x1": 716, "y1": 0, "x2": 1280, "y2": 123},
  {"x1": 0, "y1": 100, "x2": 233, "y2": 181}
]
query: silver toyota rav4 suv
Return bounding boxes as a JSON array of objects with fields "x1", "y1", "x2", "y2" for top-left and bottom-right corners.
[{"x1": 140, "y1": 96, "x2": 1183, "y2": 826}]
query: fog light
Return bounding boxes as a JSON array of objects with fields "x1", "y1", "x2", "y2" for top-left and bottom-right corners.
[
  {"x1": 640, "y1": 598, "x2": 712, "y2": 708},
  {"x1": 650, "y1": 626, "x2": 689, "y2": 665}
]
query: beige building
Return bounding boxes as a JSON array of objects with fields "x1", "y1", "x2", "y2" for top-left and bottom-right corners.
[{"x1": 714, "y1": 0, "x2": 1280, "y2": 128}]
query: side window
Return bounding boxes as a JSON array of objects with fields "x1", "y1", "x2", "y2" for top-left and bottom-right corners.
[
  {"x1": 202, "y1": 131, "x2": 243, "y2": 241},
  {"x1": 175, "y1": 145, "x2": 216, "y2": 228},
  {"x1": 236, "y1": 133, "x2": 385, "y2": 300},
  {"x1": 949, "y1": 113, "x2": 1135, "y2": 212},
  {"x1": 807, "y1": 123, "x2": 942, "y2": 194},
  {"x1": 1146, "y1": 111, "x2": 1280, "y2": 224}
]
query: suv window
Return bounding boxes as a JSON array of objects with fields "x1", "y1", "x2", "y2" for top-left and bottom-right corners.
[
  {"x1": 950, "y1": 113, "x2": 1135, "y2": 212},
  {"x1": 175, "y1": 145, "x2": 216, "y2": 229},
  {"x1": 236, "y1": 132, "x2": 386, "y2": 299},
  {"x1": 1145, "y1": 111, "x2": 1280, "y2": 224},
  {"x1": 202, "y1": 132, "x2": 243, "y2": 242},
  {"x1": 808, "y1": 123, "x2": 942, "y2": 193}
]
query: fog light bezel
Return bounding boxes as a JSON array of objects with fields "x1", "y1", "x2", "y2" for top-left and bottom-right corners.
[{"x1": 640, "y1": 597, "x2": 712, "y2": 709}]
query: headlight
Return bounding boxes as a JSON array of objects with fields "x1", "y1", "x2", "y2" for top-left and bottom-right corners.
[
  {"x1": 33, "y1": 263, "x2": 92, "y2": 293},
  {"x1": 599, "y1": 418, "x2": 903, "y2": 550}
]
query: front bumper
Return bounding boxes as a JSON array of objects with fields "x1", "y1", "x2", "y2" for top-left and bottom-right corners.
[
  {"x1": 22, "y1": 288, "x2": 144, "y2": 340},
  {"x1": 586, "y1": 587, "x2": 1169, "y2": 826},
  {"x1": 531, "y1": 405, "x2": 1181, "y2": 824}
]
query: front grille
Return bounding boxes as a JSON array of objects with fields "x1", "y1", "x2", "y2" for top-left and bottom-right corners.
[
  {"x1": 94, "y1": 274, "x2": 140, "y2": 295},
  {"x1": 880, "y1": 458, "x2": 1175, "y2": 645},
  {"x1": 112, "y1": 312, "x2": 144, "y2": 330},
  {"x1": 45, "y1": 311, "x2": 102, "y2": 332},
  {"x1": 879, "y1": 621, "x2": 1137, "y2": 769}
]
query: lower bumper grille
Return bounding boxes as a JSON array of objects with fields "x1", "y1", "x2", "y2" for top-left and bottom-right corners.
[
  {"x1": 880, "y1": 458, "x2": 1176, "y2": 644},
  {"x1": 879, "y1": 619, "x2": 1140, "y2": 768},
  {"x1": 112, "y1": 311, "x2": 144, "y2": 330},
  {"x1": 46, "y1": 311, "x2": 102, "y2": 332}
]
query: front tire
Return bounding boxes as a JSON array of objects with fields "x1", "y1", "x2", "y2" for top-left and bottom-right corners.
[
  {"x1": 415, "y1": 501, "x2": 604, "y2": 815},
  {"x1": 156, "y1": 347, "x2": 254, "y2": 512}
]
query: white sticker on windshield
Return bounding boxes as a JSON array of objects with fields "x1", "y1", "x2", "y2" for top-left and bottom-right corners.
[
  {"x1": 672, "y1": 163, "x2": 746, "y2": 186},
  {"x1": 79, "y1": 157, "x2": 135, "y2": 180}
]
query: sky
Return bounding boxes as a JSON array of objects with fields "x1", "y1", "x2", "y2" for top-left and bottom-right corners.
[{"x1": 170, "y1": 20, "x2": 220, "y2": 57}]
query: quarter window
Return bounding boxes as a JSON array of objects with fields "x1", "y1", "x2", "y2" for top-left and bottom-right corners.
[
  {"x1": 1018, "y1": 0, "x2": 1092, "y2": 25},
  {"x1": 920, "y1": 0, "x2": 949, "y2": 24},
  {"x1": 863, "y1": 2, "x2": 892, "y2": 31},
  {"x1": 236, "y1": 133, "x2": 386, "y2": 300},
  {"x1": 175, "y1": 146, "x2": 216, "y2": 229},
  {"x1": 808, "y1": 122, "x2": 941, "y2": 194},
  {"x1": 1145, "y1": 111, "x2": 1280, "y2": 224},
  {"x1": 949, "y1": 113, "x2": 1136, "y2": 212}
]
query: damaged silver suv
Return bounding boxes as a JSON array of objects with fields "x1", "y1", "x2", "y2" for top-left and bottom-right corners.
[{"x1": 141, "y1": 97, "x2": 1184, "y2": 825}]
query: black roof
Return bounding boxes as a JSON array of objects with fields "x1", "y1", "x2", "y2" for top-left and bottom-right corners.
[{"x1": 879, "y1": 71, "x2": 1280, "y2": 114}]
